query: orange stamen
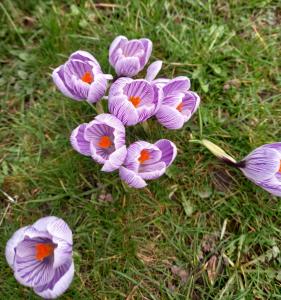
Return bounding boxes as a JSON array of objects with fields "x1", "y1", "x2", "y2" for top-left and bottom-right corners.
[
  {"x1": 98, "y1": 136, "x2": 112, "y2": 149},
  {"x1": 279, "y1": 160, "x2": 281, "y2": 173},
  {"x1": 138, "y1": 149, "x2": 150, "y2": 164},
  {"x1": 176, "y1": 102, "x2": 183, "y2": 112},
  {"x1": 81, "y1": 71, "x2": 94, "y2": 84},
  {"x1": 129, "y1": 96, "x2": 141, "y2": 108},
  {"x1": 35, "y1": 243, "x2": 55, "y2": 261}
]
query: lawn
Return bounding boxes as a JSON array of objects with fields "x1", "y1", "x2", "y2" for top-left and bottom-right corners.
[{"x1": 1, "y1": 0, "x2": 281, "y2": 299}]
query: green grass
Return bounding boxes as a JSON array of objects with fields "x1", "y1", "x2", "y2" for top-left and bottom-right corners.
[{"x1": 1, "y1": 0, "x2": 281, "y2": 299}]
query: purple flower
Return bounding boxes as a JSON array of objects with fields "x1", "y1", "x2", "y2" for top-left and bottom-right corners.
[
  {"x1": 109, "y1": 36, "x2": 152, "y2": 77},
  {"x1": 52, "y1": 50, "x2": 112, "y2": 103},
  {"x1": 119, "y1": 139, "x2": 177, "y2": 188},
  {"x1": 201, "y1": 139, "x2": 281, "y2": 197},
  {"x1": 5, "y1": 216, "x2": 73, "y2": 299},
  {"x1": 238, "y1": 143, "x2": 281, "y2": 196},
  {"x1": 154, "y1": 77, "x2": 200, "y2": 130},
  {"x1": 108, "y1": 78, "x2": 162, "y2": 126},
  {"x1": 70, "y1": 113, "x2": 127, "y2": 172}
]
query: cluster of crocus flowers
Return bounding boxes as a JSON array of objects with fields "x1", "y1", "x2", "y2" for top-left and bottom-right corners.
[
  {"x1": 200, "y1": 140, "x2": 281, "y2": 197},
  {"x1": 52, "y1": 35, "x2": 201, "y2": 189},
  {"x1": 5, "y1": 217, "x2": 73, "y2": 299}
]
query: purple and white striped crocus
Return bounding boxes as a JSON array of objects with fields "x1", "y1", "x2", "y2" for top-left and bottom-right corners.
[
  {"x1": 153, "y1": 76, "x2": 200, "y2": 130},
  {"x1": 119, "y1": 139, "x2": 177, "y2": 188},
  {"x1": 109, "y1": 35, "x2": 152, "y2": 77},
  {"x1": 5, "y1": 216, "x2": 73, "y2": 299},
  {"x1": 108, "y1": 78, "x2": 162, "y2": 126},
  {"x1": 52, "y1": 50, "x2": 112, "y2": 103},
  {"x1": 238, "y1": 143, "x2": 281, "y2": 197},
  {"x1": 201, "y1": 139, "x2": 281, "y2": 197},
  {"x1": 70, "y1": 113, "x2": 127, "y2": 172}
]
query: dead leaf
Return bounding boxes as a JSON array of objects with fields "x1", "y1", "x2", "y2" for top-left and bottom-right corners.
[
  {"x1": 171, "y1": 265, "x2": 189, "y2": 283},
  {"x1": 206, "y1": 255, "x2": 219, "y2": 285},
  {"x1": 223, "y1": 79, "x2": 241, "y2": 90},
  {"x1": 98, "y1": 191, "x2": 113, "y2": 202},
  {"x1": 201, "y1": 233, "x2": 219, "y2": 254},
  {"x1": 22, "y1": 16, "x2": 36, "y2": 28}
]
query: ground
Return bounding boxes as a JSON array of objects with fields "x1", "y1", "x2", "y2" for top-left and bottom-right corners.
[{"x1": 1, "y1": 0, "x2": 281, "y2": 299}]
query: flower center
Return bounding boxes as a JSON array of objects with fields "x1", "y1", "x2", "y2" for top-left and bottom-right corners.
[
  {"x1": 81, "y1": 71, "x2": 94, "y2": 84},
  {"x1": 138, "y1": 149, "x2": 150, "y2": 164},
  {"x1": 176, "y1": 102, "x2": 183, "y2": 112},
  {"x1": 129, "y1": 96, "x2": 141, "y2": 108},
  {"x1": 35, "y1": 243, "x2": 55, "y2": 261},
  {"x1": 98, "y1": 136, "x2": 112, "y2": 149},
  {"x1": 279, "y1": 160, "x2": 281, "y2": 173}
]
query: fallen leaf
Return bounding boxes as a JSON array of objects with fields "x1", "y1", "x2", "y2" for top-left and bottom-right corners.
[
  {"x1": 171, "y1": 265, "x2": 189, "y2": 283},
  {"x1": 206, "y1": 255, "x2": 219, "y2": 285}
]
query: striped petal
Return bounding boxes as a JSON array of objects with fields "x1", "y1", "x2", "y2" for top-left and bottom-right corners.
[
  {"x1": 70, "y1": 50, "x2": 100, "y2": 67},
  {"x1": 139, "y1": 161, "x2": 167, "y2": 180},
  {"x1": 101, "y1": 145, "x2": 127, "y2": 172},
  {"x1": 14, "y1": 237, "x2": 55, "y2": 287},
  {"x1": 163, "y1": 76, "x2": 190, "y2": 96},
  {"x1": 139, "y1": 38, "x2": 152, "y2": 68},
  {"x1": 5, "y1": 226, "x2": 28, "y2": 269},
  {"x1": 52, "y1": 237, "x2": 72, "y2": 269},
  {"x1": 241, "y1": 146, "x2": 281, "y2": 182},
  {"x1": 109, "y1": 35, "x2": 128, "y2": 65},
  {"x1": 258, "y1": 176, "x2": 281, "y2": 196},
  {"x1": 156, "y1": 105, "x2": 185, "y2": 129},
  {"x1": 47, "y1": 218, "x2": 73, "y2": 245},
  {"x1": 119, "y1": 167, "x2": 147, "y2": 188},
  {"x1": 70, "y1": 124, "x2": 91, "y2": 156},
  {"x1": 155, "y1": 139, "x2": 177, "y2": 167},
  {"x1": 52, "y1": 66, "x2": 82, "y2": 101},
  {"x1": 124, "y1": 79, "x2": 154, "y2": 105},
  {"x1": 115, "y1": 57, "x2": 141, "y2": 77},
  {"x1": 108, "y1": 95, "x2": 139, "y2": 126},
  {"x1": 145, "y1": 60, "x2": 162, "y2": 82},
  {"x1": 183, "y1": 91, "x2": 200, "y2": 115},
  {"x1": 109, "y1": 77, "x2": 132, "y2": 97},
  {"x1": 87, "y1": 73, "x2": 108, "y2": 103},
  {"x1": 34, "y1": 261, "x2": 74, "y2": 299}
]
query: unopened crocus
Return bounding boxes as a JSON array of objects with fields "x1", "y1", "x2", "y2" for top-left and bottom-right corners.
[
  {"x1": 154, "y1": 76, "x2": 200, "y2": 130},
  {"x1": 5, "y1": 216, "x2": 74, "y2": 299},
  {"x1": 238, "y1": 143, "x2": 281, "y2": 196},
  {"x1": 52, "y1": 50, "x2": 112, "y2": 103},
  {"x1": 70, "y1": 113, "x2": 127, "y2": 172},
  {"x1": 109, "y1": 35, "x2": 152, "y2": 77},
  {"x1": 200, "y1": 139, "x2": 281, "y2": 197},
  {"x1": 108, "y1": 78, "x2": 162, "y2": 126},
  {"x1": 119, "y1": 139, "x2": 177, "y2": 188}
]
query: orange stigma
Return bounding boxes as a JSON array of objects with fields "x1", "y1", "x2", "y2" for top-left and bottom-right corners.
[
  {"x1": 35, "y1": 243, "x2": 55, "y2": 261},
  {"x1": 138, "y1": 149, "x2": 150, "y2": 164},
  {"x1": 81, "y1": 71, "x2": 94, "y2": 84},
  {"x1": 98, "y1": 136, "x2": 112, "y2": 149},
  {"x1": 129, "y1": 96, "x2": 141, "y2": 108},
  {"x1": 176, "y1": 102, "x2": 183, "y2": 112},
  {"x1": 279, "y1": 160, "x2": 281, "y2": 173}
]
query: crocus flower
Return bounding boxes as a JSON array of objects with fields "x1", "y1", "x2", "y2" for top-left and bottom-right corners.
[
  {"x1": 5, "y1": 216, "x2": 74, "y2": 299},
  {"x1": 52, "y1": 50, "x2": 112, "y2": 103},
  {"x1": 200, "y1": 139, "x2": 281, "y2": 197},
  {"x1": 108, "y1": 78, "x2": 162, "y2": 126},
  {"x1": 109, "y1": 35, "x2": 152, "y2": 77},
  {"x1": 154, "y1": 76, "x2": 200, "y2": 130},
  {"x1": 238, "y1": 143, "x2": 281, "y2": 196},
  {"x1": 70, "y1": 113, "x2": 127, "y2": 172},
  {"x1": 119, "y1": 139, "x2": 177, "y2": 188}
]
